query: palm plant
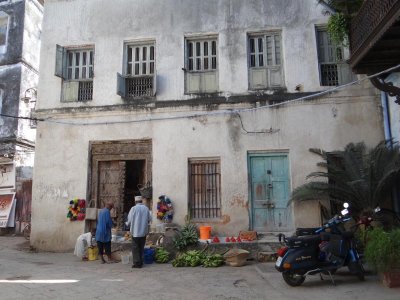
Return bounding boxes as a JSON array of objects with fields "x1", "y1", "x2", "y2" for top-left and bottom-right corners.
[{"x1": 291, "y1": 141, "x2": 400, "y2": 217}]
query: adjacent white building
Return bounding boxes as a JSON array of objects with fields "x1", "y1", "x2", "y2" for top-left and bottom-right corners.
[
  {"x1": 0, "y1": 0, "x2": 43, "y2": 233},
  {"x1": 32, "y1": 0, "x2": 383, "y2": 251}
]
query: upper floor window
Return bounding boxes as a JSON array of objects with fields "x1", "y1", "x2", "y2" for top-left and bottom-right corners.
[
  {"x1": 66, "y1": 49, "x2": 94, "y2": 81},
  {"x1": 117, "y1": 42, "x2": 156, "y2": 99},
  {"x1": 55, "y1": 45, "x2": 94, "y2": 102},
  {"x1": 185, "y1": 36, "x2": 218, "y2": 94},
  {"x1": 0, "y1": 12, "x2": 9, "y2": 52},
  {"x1": 248, "y1": 32, "x2": 284, "y2": 90},
  {"x1": 316, "y1": 28, "x2": 354, "y2": 86}
]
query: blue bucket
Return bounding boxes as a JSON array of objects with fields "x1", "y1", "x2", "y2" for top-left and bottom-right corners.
[{"x1": 144, "y1": 248, "x2": 155, "y2": 264}]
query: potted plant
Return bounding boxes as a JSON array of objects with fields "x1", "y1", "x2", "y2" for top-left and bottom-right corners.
[{"x1": 365, "y1": 228, "x2": 400, "y2": 288}]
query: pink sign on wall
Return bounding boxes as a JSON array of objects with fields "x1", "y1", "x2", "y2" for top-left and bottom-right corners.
[{"x1": 0, "y1": 193, "x2": 16, "y2": 228}]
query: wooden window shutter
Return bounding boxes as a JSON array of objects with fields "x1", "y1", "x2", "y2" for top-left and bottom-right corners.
[
  {"x1": 116, "y1": 73, "x2": 126, "y2": 98},
  {"x1": 55, "y1": 44, "x2": 67, "y2": 79},
  {"x1": 152, "y1": 74, "x2": 157, "y2": 96}
]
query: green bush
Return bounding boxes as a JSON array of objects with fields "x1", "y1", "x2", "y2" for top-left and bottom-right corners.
[
  {"x1": 365, "y1": 228, "x2": 400, "y2": 272},
  {"x1": 327, "y1": 13, "x2": 349, "y2": 46}
]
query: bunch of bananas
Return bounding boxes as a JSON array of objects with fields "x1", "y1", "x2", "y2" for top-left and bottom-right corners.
[
  {"x1": 202, "y1": 254, "x2": 224, "y2": 268},
  {"x1": 155, "y1": 247, "x2": 170, "y2": 263},
  {"x1": 171, "y1": 250, "x2": 224, "y2": 268},
  {"x1": 172, "y1": 250, "x2": 205, "y2": 267}
]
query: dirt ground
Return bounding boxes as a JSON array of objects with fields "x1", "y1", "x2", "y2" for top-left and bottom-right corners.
[{"x1": 0, "y1": 236, "x2": 399, "y2": 300}]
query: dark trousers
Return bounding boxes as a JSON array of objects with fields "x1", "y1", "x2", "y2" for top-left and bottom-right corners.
[
  {"x1": 97, "y1": 241, "x2": 111, "y2": 258},
  {"x1": 132, "y1": 236, "x2": 146, "y2": 266}
]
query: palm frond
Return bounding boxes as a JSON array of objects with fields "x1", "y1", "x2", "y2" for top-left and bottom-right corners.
[{"x1": 292, "y1": 140, "x2": 400, "y2": 217}]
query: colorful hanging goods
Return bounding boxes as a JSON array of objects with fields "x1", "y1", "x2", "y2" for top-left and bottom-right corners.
[
  {"x1": 156, "y1": 195, "x2": 173, "y2": 222},
  {"x1": 67, "y1": 198, "x2": 86, "y2": 221}
]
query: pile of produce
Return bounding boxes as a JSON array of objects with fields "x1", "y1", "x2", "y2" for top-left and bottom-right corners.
[
  {"x1": 155, "y1": 247, "x2": 170, "y2": 263},
  {"x1": 172, "y1": 250, "x2": 224, "y2": 268},
  {"x1": 202, "y1": 254, "x2": 224, "y2": 268},
  {"x1": 173, "y1": 223, "x2": 199, "y2": 251}
]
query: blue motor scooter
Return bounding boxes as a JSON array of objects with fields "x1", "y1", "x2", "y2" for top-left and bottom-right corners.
[{"x1": 275, "y1": 203, "x2": 365, "y2": 286}]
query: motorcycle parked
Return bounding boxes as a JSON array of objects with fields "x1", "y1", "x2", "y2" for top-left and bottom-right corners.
[{"x1": 275, "y1": 204, "x2": 365, "y2": 286}]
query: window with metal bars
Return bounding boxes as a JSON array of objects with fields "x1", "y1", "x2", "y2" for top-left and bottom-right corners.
[
  {"x1": 117, "y1": 42, "x2": 156, "y2": 99},
  {"x1": 55, "y1": 45, "x2": 94, "y2": 102},
  {"x1": 189, "y1": 159, "x2": 221, "y2": 219},
  {"x1": 248, "y1": 32, "x2": 284, "y2": 89},
  {"x1": 316, "y1": 28, "x2": 354, "y2": 86}
]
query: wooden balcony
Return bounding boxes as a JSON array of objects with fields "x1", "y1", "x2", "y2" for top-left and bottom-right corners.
[{"x1": 349, "y1": 0, "x2": 400, "y2": 74}]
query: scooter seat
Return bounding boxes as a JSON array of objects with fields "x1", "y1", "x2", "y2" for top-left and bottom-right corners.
[
  {"x1": 286, "y1": 235, "x2": 321, "y2": 248},
  {"x1": 295, "y1": 227, "x2": 320, "y2": 236}
]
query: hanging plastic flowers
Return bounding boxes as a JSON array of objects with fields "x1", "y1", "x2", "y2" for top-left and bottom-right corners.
[
  {"x1": 157, "y1": 195, "x2": 173, "y2": 222},
  {"x1": 67, "y1": 198, "x2": 86, "y2": 221}
]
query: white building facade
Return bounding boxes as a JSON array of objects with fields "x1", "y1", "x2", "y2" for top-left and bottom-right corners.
[{"x1": 32, "y1": 0, "x2": 383, "y2": 251}]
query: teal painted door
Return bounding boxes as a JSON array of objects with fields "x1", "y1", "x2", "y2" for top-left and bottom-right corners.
[{"x1": 249, "y1": 154, "x2": 292, "y2": 232}]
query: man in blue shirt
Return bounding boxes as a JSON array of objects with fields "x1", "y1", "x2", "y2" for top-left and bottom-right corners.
[
  {"x1": 95, "y1": 201, "x2": 114, "y2": 264},
  {"x1": 126, "y1": 196, "x2": 151, "y2": 268}
]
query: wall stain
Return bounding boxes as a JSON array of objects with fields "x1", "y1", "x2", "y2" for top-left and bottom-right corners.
[
  {"x1": 221, "y1": 215, "x2": 231, "y2": 224},
  {"x1": 229, "y1": 195, "x2": 248, "y2": 208}
]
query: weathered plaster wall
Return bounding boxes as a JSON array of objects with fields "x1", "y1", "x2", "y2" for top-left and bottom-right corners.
[
  {"x1": 0, "y1": 64, "x2": 20, "y2": 141},
  {"x1": 0, "y1": 0, "x2": 42, "y2": 164},
  {"x1": 0, "y1": 0, "x2": 24, "y2": 65},
  {"x1": 32, "y1": 86, "x2": 383, "y2": 251},
  {"x1": 32, "y1": 0, "x2": 384, "y2": 251},
  {"x1": 21, "y1": 0, "x2": 42, "y2": 70},
  {"x1": 0, "y1": 0, "x2": 24, "y2": 143},
  {"x1": 38, "y1": 0, "x2": 328, "y2": 110}
]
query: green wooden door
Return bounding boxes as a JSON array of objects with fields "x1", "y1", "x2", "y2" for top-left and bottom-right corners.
[{"x1": 249, "y1": 153, "x2": 292, "y2": 232}]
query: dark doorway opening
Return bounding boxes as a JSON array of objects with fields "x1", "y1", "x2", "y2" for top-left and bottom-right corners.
[{"x1": 124, "y1": 160, "x2": 145, "y2": 214}]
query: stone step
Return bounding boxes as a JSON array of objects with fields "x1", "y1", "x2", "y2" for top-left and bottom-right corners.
[{"x1": 198, "y1": 239, "x2": 281, "y2": 262}]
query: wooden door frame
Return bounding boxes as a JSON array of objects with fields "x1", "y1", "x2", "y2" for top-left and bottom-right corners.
[
  {"x1": 87, "y1": 139, "x2": 152, "y2": 209},
  {"x1": 247, "y1": 151, "x2": 290, "y2": 231}
]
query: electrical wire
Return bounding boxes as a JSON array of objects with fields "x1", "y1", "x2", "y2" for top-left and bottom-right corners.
[
  {"x1": 236, "y1": 112, "x2": 279, "y2": 134},
  {"x1": 0, "y1": 112, "x2": 44, "y2": 122},
  {"x1": 2, "y1": 63, "x2": 400, "y2": 126}
]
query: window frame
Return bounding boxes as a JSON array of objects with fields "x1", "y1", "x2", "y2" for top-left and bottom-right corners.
[
  {"x1": 186, "y1": 38, "x2": 218, "y2": 73},
  {"x1": 184, "y1": 35, "x2": 219, "y2": 94},
  {"x1": 316, "y1": 27, "x2": 354, "y2": 87},
  {"x1": 65, "y1": 48, "x2": 94, "y2": 81},
  {"x1": 117, "y1": 40, "x2": 157, "y2": 99},
  {"x1": 188, "y1": 158, "x2": 222, "y2": 221},
  {"x1": 247, "y1": 31, "x2": 284, "y2": 90},
  {"x1": 0, "y1": 11, "x2": 9, "y2": 52},
  {"x1": 55, "y1": 44, "x2": 95, "y2": 102},
  {"x1": 124, "y1": 42, "x2": 155, "y2": 77}
]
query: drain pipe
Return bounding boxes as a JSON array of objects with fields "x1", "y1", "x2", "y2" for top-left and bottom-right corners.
[
  {"x1": 381, "y1": 91, "x2": 400, "y2": 217},
  {"x1": 381, "y1": 91, "x2": 393, "y2": 145}
]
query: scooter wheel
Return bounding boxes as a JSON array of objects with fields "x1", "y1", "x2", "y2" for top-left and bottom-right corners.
[
  {"x1": 282, "y1": 271, "x2": 305, "y2": 286},
  {"x1": 348, "y1": 261, "x2": 365, "y2": 281},
  {"x1": 356, "y1": 262, "x2": 365, "y2": 281}
]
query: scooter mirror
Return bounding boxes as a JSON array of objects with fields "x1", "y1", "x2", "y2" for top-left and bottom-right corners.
[
  {"x1": 341, "y1": 208, "x2": 349, "y2": 216},
  {"x1": 343, "y1": 202, "x2": 349, "y2": 209}
]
